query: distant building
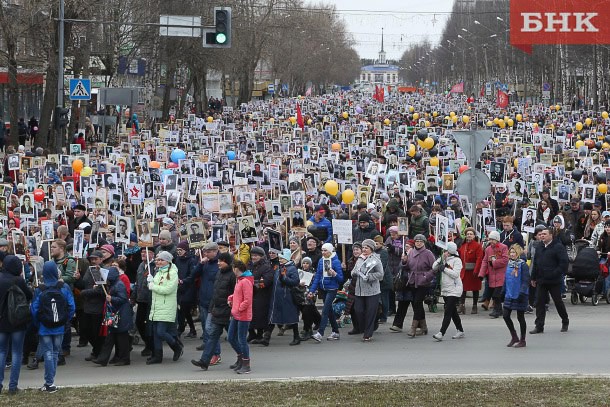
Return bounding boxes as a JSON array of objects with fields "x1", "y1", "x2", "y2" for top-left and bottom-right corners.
[{"x1": 359, "y1": 29, "x2": 400, "y2": 86}]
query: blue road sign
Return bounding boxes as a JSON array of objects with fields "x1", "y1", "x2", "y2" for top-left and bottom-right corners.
[{"x1": 69, "y1": 78, "x2": 91, "y2": 100}]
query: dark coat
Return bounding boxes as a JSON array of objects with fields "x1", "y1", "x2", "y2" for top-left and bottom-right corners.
[
  {"x1": 0, "y1": 256, "x2": 33, "y2": 332},
  {"x1": 375, "y1": 247, "x2": 392, "y2": 291},
  {"x1": 196, "y1": 257, "x2": 218, "y2": 308},
  {"x1": 249, "y1": 257, "x2": 274, "y2": 330},
  {"x1": 532, "y1": 238, "x2": 568, "y2": 285},
  {"x1": 268, "y1": 261, "x2": 300, "y2": 325},
  {"x1": 209, "y1": 265, "x2": 236, "y2": 326},
  {"x1": 78, "y1": 269, "x2": 105, "y2": 315},
  {"x1": 106, "y1": 268, "x2": 134, "y2": 333},
  {"x1": 175, "y1": 253, "x2": 198, "y2": 303}
]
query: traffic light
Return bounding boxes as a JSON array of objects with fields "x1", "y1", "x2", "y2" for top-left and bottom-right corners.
[
  {"x1": 55, "y1": 106, "x2": 69, "y2": 130},
  {"x1": 203, "y1": 7, "x2": 231, "y2": 48}
]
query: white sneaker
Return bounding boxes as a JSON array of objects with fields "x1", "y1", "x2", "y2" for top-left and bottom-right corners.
[
  {"x1": 452, "y1": 331, "x2": 465, "y2": 339},
  {"x1": 311, "y1": 332, "x2": 322, "y2": 343},
  {"x1": 389, "y1": 325, "x2": 402, "y2": 332},
  {"x1": 327, "y1": 332, "x2": 340, "y2": 341},
  {"x1": 432, "y1": 332, "x2": 443, "y2": 341}
]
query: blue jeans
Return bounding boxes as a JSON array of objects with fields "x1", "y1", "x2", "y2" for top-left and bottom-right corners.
[
  {"x1": 198, "y1": 308, "x2": 220, "y2": 356},
  {"x1": 200, "y1": 320, "x2": 226, "y2": 364},
  {"x1": 40, "y1": 334, "x2": 63, "y2": 386},
  {"x1": 318, "y1": 289, "x2": 339, "y2": 336},
  {"x1": 153, "y1": 321, "x2": 178, "y2": 351},
  {"x1": 0, "y1": 330, "x2": 25, "y2": 391},
  {"x1": 228, "y1": 319, "x2": 250, "y2": 359}
]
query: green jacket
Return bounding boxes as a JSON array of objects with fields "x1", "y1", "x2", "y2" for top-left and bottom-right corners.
[
  {"x1": 149, "y1": 264, "x2": 178, "y2": 322},
  {"x1": 55, "y1": 255, "x2": 77, "y2": 286},
  {"x1": 409, "y1": 213, "x2": 430, "y2": 239}
]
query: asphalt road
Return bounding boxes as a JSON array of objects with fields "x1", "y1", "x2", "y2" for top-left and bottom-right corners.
[{"x1": 14, "y1": 299, "x2": 610, "y2": 388}]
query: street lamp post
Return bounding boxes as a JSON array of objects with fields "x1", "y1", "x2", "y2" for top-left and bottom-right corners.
[{"x1": 56, "y1": 0, "x2": 65, "y2": 153}]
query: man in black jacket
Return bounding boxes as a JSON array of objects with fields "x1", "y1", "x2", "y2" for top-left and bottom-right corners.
[
  {"x1": 191, "y1": 252, "x2": 236, "y2": 370},
  {"x1": 530, "y1": 227, "x2": 569, "y2": 334}
]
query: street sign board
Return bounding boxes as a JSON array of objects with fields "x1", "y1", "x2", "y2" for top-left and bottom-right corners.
[
  {"x1": 455, "y1": 169, "x2": 492, "y2": 203},
  {"x1": 267, "y1": 84, "x2": 274, "y2": 94},
  {"x1": 69, "y1": 78, "x2": 91, "y2": 100}
]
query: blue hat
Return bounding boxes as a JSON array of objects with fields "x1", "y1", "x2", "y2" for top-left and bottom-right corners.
[
  {"x1": 42, "y1": 261, "x2": 59, "y2": 285},
  {"x1": 279, "y1": 248, "x2": 292, "y2": 262}
]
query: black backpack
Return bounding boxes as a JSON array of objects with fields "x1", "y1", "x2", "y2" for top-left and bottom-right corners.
[
  {"x1": 5, "y1": 284, "x2": 32, "y2": 326},
  {"x1": 37, "y1": 283, "x2": 69, "y2": 328}
]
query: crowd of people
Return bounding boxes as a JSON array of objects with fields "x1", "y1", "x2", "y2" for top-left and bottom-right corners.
[{"x1": 0, "y1": 90, "x2": 608, "y2": 393}]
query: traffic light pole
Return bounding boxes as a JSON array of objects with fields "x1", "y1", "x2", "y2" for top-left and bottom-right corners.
[{"x1": 56, "y1": 0, "x2": 65, "y2": 153}]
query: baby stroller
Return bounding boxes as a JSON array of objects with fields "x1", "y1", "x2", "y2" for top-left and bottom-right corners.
[
  {"x1": 333, "y1": 290, "x2": 349, "y2": 327},
  {"x1": 567, "y1": 246, "x2": 606, "y2": 306}
]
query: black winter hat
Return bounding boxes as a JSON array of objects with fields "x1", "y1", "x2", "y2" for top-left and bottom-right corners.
[{"x1": 217, "y1": 252, "x2": 233, "y2": 265}]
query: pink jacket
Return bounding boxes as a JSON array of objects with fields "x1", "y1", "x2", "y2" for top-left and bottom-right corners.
[
  {"x1": 478, "y1": 242, "x2": 509, "y2": 288},
  {"x1": 228, "y1": 273, "x2": 254, "y2": 321}
]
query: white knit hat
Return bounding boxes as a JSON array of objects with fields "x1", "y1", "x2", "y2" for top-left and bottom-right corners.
[
  {"x1": 321, "y1": 243, "x2": 335, "y2": 253},
  {"x1": 488, "y1": 230, "x2": 500, "y2": 241}
]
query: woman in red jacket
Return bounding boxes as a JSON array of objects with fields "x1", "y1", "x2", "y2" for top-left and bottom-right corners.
[
  {"x1": 478, "y1": 231, "x2": 510, "y2": 318},
  {"x1": 457, "y1": 227, "x2": 484, "y2": 314},
  {"x1": 227, "y1": 260, "x2": 254, "y2": 374}
]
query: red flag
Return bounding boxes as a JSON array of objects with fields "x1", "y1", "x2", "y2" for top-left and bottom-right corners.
[
  {"x1": 496, "y1": 90, "x2": 509, "y2": 108},
  {"x1": 373, "y1": 85, "x2": 379, "y2": 101},
  {"x1": 378, "y1": 86, "x2": 385, "y2": 103},
  {"x1": 296, "y1": 103, "x2": 304, "y2": 129},
  {"x1": 449, "y1": 82, "x2": 464, "y2": 94},
  {"x1": 480, "y1": 85, "x2": 485, "y2": 97}
]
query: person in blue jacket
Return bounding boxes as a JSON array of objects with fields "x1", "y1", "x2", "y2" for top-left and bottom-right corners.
[
  {"x1": 308, "y1": 243, "x2": 343, "y2": 342},
  {"x1": 502, "y1": 244, "x2": 530, "y2": 348},
  {"x1": 308, "y1": 206, "x2": 333, "y2": 243},
  {"x1": 31, "y1": 261, "x2": 75, "y2": 393}
]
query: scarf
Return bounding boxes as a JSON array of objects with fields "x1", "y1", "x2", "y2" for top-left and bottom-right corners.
[
  {"x1": 508, "y1": 258, "x2": 522, "y2": 277},
  {"x1": 124, "y1": 245, "x2": 141, "y2": 256}
]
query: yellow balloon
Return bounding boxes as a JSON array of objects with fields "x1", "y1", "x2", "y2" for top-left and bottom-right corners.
[
  {"x1": 493, "y1": 118, "x2": 500, "y2": 125},
  {"x1": 451, "y1": 116, "x2": 458, "y2": 123},
  {"x1": 206, "y1": 116, "x2": 213, "y2": 123},
  {"x1": 81, "y1": 166, "x2": 93, "y2": 177},
  {"x1": 342, "y1": 112, "x2": 349, "y2": 119},
  {"x1": 449, "y1": 111, "x2": 456, "y2": 117},
  {"x1": 575, "y1": 140, "x2": 584, "y2": 149},
  {"x1": 585, "y1": 117, "x2": 592, "y2": 126},
  {"x1": 413, "y1": 113, "x2": 420, "y2": 120},
  {"x1": 424, "y1": 120, "x2": 431, "y2": 128},
  {"x1": 289, "y1": 117, "x2": 296, "y2": 124},
  {"x1": 516, "y1": 114, "x2": 523, "y2": 122},
  {"x1": 603, "y1": 142, "x2": 610, "y2": 149},
  {"x1": 555, "y1": 105, "x2": 561, "y2": 111},
  {"x1": 507, "y1": 119, "x2": 514, "y2": 127},
  {"x1": 504, "y1": 116, "x2": 510, "y2": 122},
  {"x1": 599, "y1": 184, "x2": 608, "y2": 194},
  {"x1": 486, "y1": 120, "x2": 493, "y2": 127},
  {"x1": 417, "y1": 138, "x2": 426, "y2": 148},
  {"x1": 342, "y1": 189, "x2": 355, "y2": 204},
  {"x1": 408, "y1": 144, "x2": 416, "y2": 157},
  {"x1": 575, "y1": 121, "x2": 583, "y2": 131},
  {"x1": 432, "y1": 111, "x2": 438, "y2": 117},
  {"x1": 498, "y1": 120, "x2": 506, "y2": 129},
  {"x1": 423, "y1": 137, "x2": 435, "y2": 150},
  {"x1": 602, "y1": 111, "x2": 609, "y2": 119},
  {"x1": 384, "y1": 118, "x2": 391, "y2": 125},
  {"x1": 462, "y1": 115, "x2": 470, "y2": 124},
  {"x1": 324, "y1": 180, "x2": 339, "y2": 196},
  {"x1": 429, "y1": 156, "x2": 439, "y2": 167},
  {"x1": 307, "y1": 119, "x2": 312, "y2": 125},
  {"x1": 409, "y1": 106, "x2": 415, "y2": 113}
]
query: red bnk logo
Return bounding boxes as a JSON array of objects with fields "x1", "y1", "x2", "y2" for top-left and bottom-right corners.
[{"x1": 510, "y1": 1, "x2": 610, "y2": 53}]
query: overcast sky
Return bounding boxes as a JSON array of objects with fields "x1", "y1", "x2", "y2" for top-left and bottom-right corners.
[{"x1": 318, "y1": 0, "x2": 456, "y2": 61}]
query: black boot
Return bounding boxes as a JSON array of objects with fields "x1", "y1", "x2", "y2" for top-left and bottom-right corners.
[
  {"x1": 146, "y1": 349, "x2": 163, "y2": 365},
  {"x1": 230, "y1": 355, "x2": 242, "y2": 370},
  {"x1": 259, "y1": 331, "x2": 271, "y2": 347},
  {"x1": 289, "y1": 334, "x2": 301, "y2": 346},
  {"x1": 169, "y1": 340, "x2": 184, "y2": 361},
  {"x1": 299, "y1": 330, "x2": 312, "y2": 341}
]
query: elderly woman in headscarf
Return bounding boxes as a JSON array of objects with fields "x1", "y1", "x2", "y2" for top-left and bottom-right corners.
[{"x1": 350, "y1": 239, "x2": 384, "y2": 342}]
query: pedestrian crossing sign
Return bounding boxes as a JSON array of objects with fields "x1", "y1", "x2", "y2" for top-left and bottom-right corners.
[{"x1": 69, "y1": 78, "x2": 91, "y2": 100}]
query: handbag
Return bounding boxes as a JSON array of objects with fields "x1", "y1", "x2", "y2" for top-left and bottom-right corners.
[
  {"x1": 290, "y1": 285, "x2": 307, "y2": 306},
  {"x1": 393, "y1": 270, "x2": 406, "y2": 291},
  {"x1": 103, "y1": 305, "x2": 120, "y2": 328}
]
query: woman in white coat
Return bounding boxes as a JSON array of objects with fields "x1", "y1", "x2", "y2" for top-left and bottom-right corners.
[{"x1": 431, "y1": 242, "x2": 465, "y2": 341}]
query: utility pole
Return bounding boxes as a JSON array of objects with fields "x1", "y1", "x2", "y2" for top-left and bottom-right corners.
[
  {"x1": 593, "y1": 44, "x2": 598, "y2": 112},
  {"x1": 56, "y1": 0, "x2": 65, "y2": 153}
]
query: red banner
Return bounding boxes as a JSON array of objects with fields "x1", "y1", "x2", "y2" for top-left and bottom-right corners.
[
  {"x1": 497, "y1": 90, "x2": 509, "y2": 108},
  {"x1": 449, "y1": 82, "x2": 464, "y2": 94},
  {"x1": 511, "y1": 0, "x2": 610, "y2": 54}
]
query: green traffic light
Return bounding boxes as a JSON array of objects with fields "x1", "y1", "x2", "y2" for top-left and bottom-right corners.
[{"x1": 216, "y1": 33, "x2": 227, "y2": 44}]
